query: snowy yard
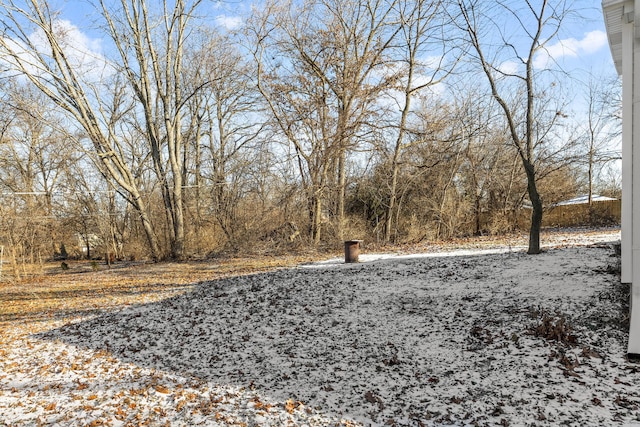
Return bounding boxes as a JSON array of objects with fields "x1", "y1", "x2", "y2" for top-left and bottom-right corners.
[{"x1": 1, "y1": 228, "x2": 639, "y2": 426}]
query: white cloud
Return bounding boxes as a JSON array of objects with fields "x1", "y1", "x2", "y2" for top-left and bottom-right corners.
[
  {"x1": 215, "y1": 15, "x2": 243, "y2": 31},
  {"x1": 418, "y1": 55, "x2": 444, "y2": 70},
  {"x1": 533, "y1": 30, "x2": 608, "y2": 69},
  {"x1": 497, "y1": 60, "x2": 520, "y2": 75},
  {"x1": 580, "y1": 30, "x2": 609, "y2": 54},
  {"x1": 0, "y1": 20, "x2": 106, "y2": 85},
  {"x1": 7, "y1": 19, "x2": 112, "y2": 84},
  {"x1": 56, "y1": 20, "x2": 102, "y2": 54},
  {"x1": 49, "y1": 20, "x2": 108, "y2": 76}
]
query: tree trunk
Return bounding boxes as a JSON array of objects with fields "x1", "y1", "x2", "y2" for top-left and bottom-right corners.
[
  {"x1": 337, "y1": 150, "x2": 346, "y2": 241},
  {"x1": 310, "y1": 191, "x2": 323, "y2": 244},
  {"x1": 385, "y1": 163, "x2": 399, "y2": 243},
  {"x1": 169, "y1": 122, "x2": 185, "y2": 260},
  {"x1": 474, "y1": 193, "x2": 482, "y2": 236},
  {"x1": 525, "y1": 162, "x2": 542, "y2": 254},
  {"x1": 171, "y1": 179, "x2": 185, "y2": 260},
  {"x1": 386, "y1": 89, "x2": 412, "y2": 244},
  {"x1": 588, "y1": 147, "x2": 594, "y2": 205},
  {"x1": 132, "y1": 193, "x2": 161, "y2": 261}
]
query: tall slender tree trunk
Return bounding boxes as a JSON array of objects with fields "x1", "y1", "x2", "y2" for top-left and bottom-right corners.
[
  {"x1": 588, "y1": 147, "x2": 594, "y2": 205},
  {"x1": 168, "y1": 124, "x2": 185, "y2": 260},
  {"x1": 386, "y1": 164, "x2": 400, "y2": 243},
  {"x1": 310, "y1": 191, "x2": 323, "y2": 244},
  {"x1": 194, "y1": 124, "x2": 202, "y2": 253},
  {"x1": 171, "y1": 177, "x2": 185, "y2": 259},
  {"x1": 386, "y1": 89, "x2": 412, "y2": 243},
  {"x1": 337, "y1": 150, "x2": 346, "y2": 241},
  {"x1": 474, "y1": 192, "x2": 482, "y2": 236}
]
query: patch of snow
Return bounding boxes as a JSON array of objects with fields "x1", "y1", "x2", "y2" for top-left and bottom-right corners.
[{"x1": 303, "y1": 247, "x2": 525, "y2": 268}]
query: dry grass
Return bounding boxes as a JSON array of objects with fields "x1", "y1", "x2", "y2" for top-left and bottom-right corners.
[{"x1": 0, "y1": 255, "x2": 314, "y2": 330}]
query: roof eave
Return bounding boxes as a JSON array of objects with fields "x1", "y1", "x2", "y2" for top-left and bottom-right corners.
[{"x1": 602, "y1": 0, "x2": 630, "y2": 75}]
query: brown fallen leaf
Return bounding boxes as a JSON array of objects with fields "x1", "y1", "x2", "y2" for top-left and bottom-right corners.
[
  {"x1": 285, "y1": 398, "x2": 302, "y2": 414},
  {"x1": 154, "y1": 385, "x2": 170, "y2": 394}
]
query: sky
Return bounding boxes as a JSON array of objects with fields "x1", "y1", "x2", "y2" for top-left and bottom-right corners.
[
  {"x1": 540, "y1": 2, "x2": 616, "y2": 77},
  {"x1": 52, "y1": 0, "x2": 617, "y2": 80}
]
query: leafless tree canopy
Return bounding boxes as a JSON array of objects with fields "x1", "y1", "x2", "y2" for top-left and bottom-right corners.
[{"x1": 0, "y1": 0, "x2": 620, "y2": 267}]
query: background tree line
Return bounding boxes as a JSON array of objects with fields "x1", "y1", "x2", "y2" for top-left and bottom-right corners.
[{"x1": 0, "y1": 0, "x2": 621, "y2": 268}]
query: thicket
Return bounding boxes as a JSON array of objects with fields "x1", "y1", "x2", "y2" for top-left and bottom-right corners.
[{"x1": 0, "y1": 0, "x2": 621, "y2": 268}]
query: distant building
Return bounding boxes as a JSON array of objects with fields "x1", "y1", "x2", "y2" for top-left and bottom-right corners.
[{"x1": 603, "y1": 0, "x2": 640, "y2": 355}]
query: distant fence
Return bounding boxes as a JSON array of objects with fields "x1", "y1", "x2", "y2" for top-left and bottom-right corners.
[{"x1": 540, "y1": 199, "x2": 621, "y2": 228}]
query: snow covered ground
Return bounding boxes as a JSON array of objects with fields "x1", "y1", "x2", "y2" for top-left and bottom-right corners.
[{"x1": 1, "y1": 228, "x2": 639, "y2": 426}]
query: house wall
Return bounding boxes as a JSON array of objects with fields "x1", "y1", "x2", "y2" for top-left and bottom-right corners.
[{"x1": 603, "y1": 0, "x2": 640, "y2": 355}]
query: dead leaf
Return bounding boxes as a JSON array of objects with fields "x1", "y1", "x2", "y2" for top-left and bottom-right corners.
[
  {"x1": 285, "y1": 398, "x2": 302, "y2": 414},
  {"x1": 115, "y1": 406, "x2": 127, "y2": 420},
  {"x1": 154, "y1": 385, "x2": 170, "y2": 394}
]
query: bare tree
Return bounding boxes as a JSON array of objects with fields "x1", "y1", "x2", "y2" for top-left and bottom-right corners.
[
  {"x1": 0, "y1": 82, "x2": 74, "y2": 260},
  {"x1": 578, "y1": 73, "x2": 621, "y2": 204},
  {"x1": 100, "y1": 0, "x2": 212, "y2": 260},
  {"x1": 451, "y1": 88, "x2": 518, "y2": 235},
  {"x1": 181, "y1": 30, "x2": 266, "y2": 246},
  {"x1": 0, "y1": 0, "x2": 219, "y2": 260},
  {"x1": 456, "y1": 0, "x2": 574, "y2": 254},
  {"x1": 383, "y1": 0, "x2": 458, "y2": 243},
  {"x1": 249, "y1": 0, "x2": 401, "y2": 243},
  {"x1": 0, "y1": 0, "x2": 164, "y2": 260}
]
